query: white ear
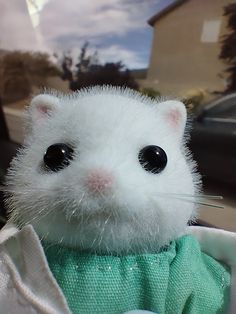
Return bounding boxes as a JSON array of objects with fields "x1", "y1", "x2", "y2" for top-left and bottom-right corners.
[
  {"x1": 28, "y1": 94, "x2": 60, "y2": 128},
  {"x1": 157, "y1": 100, "x2": 187, "y2": 139}
]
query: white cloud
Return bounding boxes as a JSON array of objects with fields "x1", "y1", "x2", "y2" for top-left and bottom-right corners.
[
  {"x1": 98, "y1": 45, "x2": 147, "y2": 69},
  {"x1": 39, "y1": 0, "x2": 157, "y2": 47},
  {"x1": 38, "y1": 0, "x2": 158, "y2": 68},
  {"x1": 0, "y1": 0, "x2": 158, "y2": 68}
]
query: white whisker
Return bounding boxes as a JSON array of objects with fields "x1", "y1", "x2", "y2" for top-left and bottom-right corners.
[
  {"x1": 179, "y1": 198, "x2": 224, "y2": 209},
  {"x1": 152, "y1": 194, "x2": 224, "y2": 209},
  {"x1": 154, "y1": 191, "x2": 223, "y2": 200},
  {"x1": 190, "y1": 194, "x2": 223, "y2": 200}
]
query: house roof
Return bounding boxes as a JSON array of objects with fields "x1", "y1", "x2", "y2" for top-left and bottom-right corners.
[{"x1": 148, "y1": 0, "x2": 188, "y2": 26}]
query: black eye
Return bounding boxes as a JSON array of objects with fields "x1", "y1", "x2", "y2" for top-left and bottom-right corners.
[
  {"x1": 138, "y1": 145, "x2": 167, "y2": 174},
  {"x1": 44, "y1": 143, "x2": 74, "y2": 172}
]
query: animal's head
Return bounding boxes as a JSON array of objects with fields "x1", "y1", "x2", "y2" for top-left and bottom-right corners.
[{"x1": 5, "y1": 87, "x2": 200, "y2": 254}]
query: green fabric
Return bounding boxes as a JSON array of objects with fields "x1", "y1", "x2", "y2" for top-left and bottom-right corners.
[{"x1": 43, "y1": 235, "x2": 230, "y2": 314}]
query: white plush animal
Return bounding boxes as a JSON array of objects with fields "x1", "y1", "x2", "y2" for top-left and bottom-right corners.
[
  {"x1": 1, "y1": 86, "x2": 235, "y2": 314},
  {"x1": 6, "y1": 87, "x2": 200, "y2": 254}
]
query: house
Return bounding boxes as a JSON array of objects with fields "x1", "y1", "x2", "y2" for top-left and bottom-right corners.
[{"x1": 146, "y1": 0, "x2": 232, "y2": 97}]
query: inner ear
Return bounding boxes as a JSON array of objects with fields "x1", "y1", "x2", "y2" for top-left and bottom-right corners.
[
  {"x1": 29, "y1": 94, "x2": 60, "y2": 126},
  {"x1": 166, "y1": 107, "x2": 183, "y2": 129},
  {"x1": 157, "y1": 100, "x2": 187, "y2": 137},
  {"x1": 37, "y1": 104, "x2": 53, "y2": 115}
]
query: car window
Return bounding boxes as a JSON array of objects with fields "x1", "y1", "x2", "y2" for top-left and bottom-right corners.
[
  {"x1": 205, "y1": 98, "x2": 236, "y2": 119},
  {"x1": 1, "y1": 0, "x2": 236, "y2": 234}
]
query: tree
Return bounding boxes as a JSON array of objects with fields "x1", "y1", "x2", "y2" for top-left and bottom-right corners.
[
  {"x1": 219, "y1": 3, "x2": 236, "y2": 93},
  {"x1": 0, "y1": 51, "x2": 61, "y2": 103},
  {"x1": 61, "y1": 55, "x2": 73, "y2": 81},
  {"x1": 61, "y1": 43, "x2": 139, "y2": 91},
  {"x1": 1, "y1": 53, "x2": 31, "y2": 102}
]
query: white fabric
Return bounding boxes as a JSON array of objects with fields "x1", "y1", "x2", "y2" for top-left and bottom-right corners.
[
  {"x1": 188, "y1": 226, "x2": 236, "y2": 266},
  {"x1": 0, "y1": 224, "x2": 71, "y2": 314}
]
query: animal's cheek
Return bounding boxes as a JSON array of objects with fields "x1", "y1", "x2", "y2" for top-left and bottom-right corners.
[{"x1": 113, "y1": 184, "x2": 150, "y2": 212}]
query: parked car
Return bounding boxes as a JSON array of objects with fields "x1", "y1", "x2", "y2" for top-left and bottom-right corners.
[{"x1": 189, "y1": 93, "x2": 236, "y2": 186}]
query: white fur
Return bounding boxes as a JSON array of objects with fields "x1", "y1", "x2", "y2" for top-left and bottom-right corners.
[{"x1": 5, "y1": 86, "x2": 201, "y2": 254}]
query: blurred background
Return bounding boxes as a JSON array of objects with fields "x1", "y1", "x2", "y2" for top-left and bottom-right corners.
[{"x1": 0, "y1": 0, "x2": 236, "y2": 229}]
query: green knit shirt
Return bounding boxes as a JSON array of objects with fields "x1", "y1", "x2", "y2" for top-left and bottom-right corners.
[{"x1": 43, "y1": 235, "x2": 230, "y2": 314}]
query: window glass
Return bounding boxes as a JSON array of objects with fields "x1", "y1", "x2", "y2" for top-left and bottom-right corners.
[{"x1": 1, "y1": 0, "x2": 236, "y2": 226}]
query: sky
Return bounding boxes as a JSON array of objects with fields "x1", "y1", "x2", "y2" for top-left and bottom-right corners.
[{"x1": 0, "y1": 0, "x2": 176, "y2": 69}]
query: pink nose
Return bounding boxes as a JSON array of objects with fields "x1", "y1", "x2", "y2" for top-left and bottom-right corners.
[{"x1": 85, "y1": 170, "x2": 114, "y2": 193}]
